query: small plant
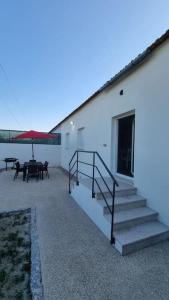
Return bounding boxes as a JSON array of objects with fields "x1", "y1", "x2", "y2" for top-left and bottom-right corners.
[
  {"x1": 23, "y1": 241, "x2": 31, "y2": 248},
  {"x1": 17, "y1": 237, "x2": 24, "y2": 247},
  {"x1": 5, "y1": 231, "x2": 18, "y2": 242},
  {"x1": 14, "y1": 273, "x2": 25, "y2": 284},
  {"x1": 0, "y1": 269, "x2": 7, "y2": 283},
  {"x1": 11, "y1": 257, "x2": 20, "y2": 266},
  {"x1": 15, "y1": 290, "x2": 24, "y2": 300},
  {"x1": 14, "y1": 215, "x2": 28, "y2": 226},
  {"x1": 0, "y1": 226, "x2": 6, "y2": 231},
  {"x1": 6, "y1": 247, "x2": 18, "y2": 258},
  {"x1": 14, "y1": 214, "x2": 21, "y2": 220},
  {"x1": 21, "y1": 216, "x2": 28, "y2": 225},
  {"x1": 0, "y1": 290, "x2": 5, "y2": 297},
  {"x1": 0, "y1": 249, "x2": 8, "y2": 258},
  {"x1": 15, "y1": 256, "x2": 23, "y2": 264},
  {"x1": 24, "y1": 251, "x2": 30, "y2": 261}
]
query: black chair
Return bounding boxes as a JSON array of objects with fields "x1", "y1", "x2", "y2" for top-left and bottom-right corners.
[
  {"x1": 13, "y1": 161, "x2": 25, "y2": 180},
  {"x1": 43, "y1": 161, "x2": 49, "y2": 178},
  {"x1": 37, "y1": 164, "x2": 43, "y2": 180},
  {"x1": 27, "y1": 164, "x2": 39, "y2": 182}
]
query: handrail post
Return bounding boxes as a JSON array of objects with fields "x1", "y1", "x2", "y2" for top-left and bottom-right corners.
[
  {"x1": 76, "y1": 151, "x2": 79, "y2": 185},
  {"x1": 110, "y1": 181, "x2": 116, "y2": 244},
  {"x1": 92, "y1": 152, "x2": 95, "y2": 198},
  {"x1": 69, "y1": 163, "x2": 71, "y2": 194}
]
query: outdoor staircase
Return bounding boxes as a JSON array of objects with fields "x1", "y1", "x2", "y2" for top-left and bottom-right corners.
[{"x1": 71, "y1": 177, "x2": 169, "y2": 255}]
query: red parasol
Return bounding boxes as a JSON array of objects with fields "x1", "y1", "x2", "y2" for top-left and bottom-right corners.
[{"x1": 14, "y1": 130, "x2": 55, "y2": 159}]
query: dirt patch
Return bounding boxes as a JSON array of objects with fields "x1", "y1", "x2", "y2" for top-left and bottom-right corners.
[{"x1": 0, "y1": 209, "x2": 31, "y2": 299}]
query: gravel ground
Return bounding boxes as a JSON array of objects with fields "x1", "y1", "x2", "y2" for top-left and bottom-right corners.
[
  {"x1": 0, "y1": 167, "x2": 169, "y2": 300},
  {"x1": 0, "y1": 209, "x2": 31, "y2": 299}
]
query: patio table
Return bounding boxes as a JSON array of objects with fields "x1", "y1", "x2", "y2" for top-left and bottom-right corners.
[
  {"x1": 4, "y1": 158, "x2": 18, "y2": 171},
  {"x1": 23, "y1": 162, "x2": 43, "y2": 181}
]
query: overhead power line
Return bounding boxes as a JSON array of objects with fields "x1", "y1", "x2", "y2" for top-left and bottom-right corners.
[{"x1": 0, "y1": 62, "x2": 26, "y2": 128}]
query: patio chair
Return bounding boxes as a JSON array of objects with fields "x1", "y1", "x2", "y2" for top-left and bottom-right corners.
[
  {"x1": 13, "y1": 161, "x2": 25, "y2": 180},
  {"x1": 27, "y1": 164, "x2": 39, "y2": 182},
  {"x1": 43, "y1": 161, "x2": 49, "y2": 178},
  {"x1": 38, "y1": 161, "x2": 49, "y2": 179}
]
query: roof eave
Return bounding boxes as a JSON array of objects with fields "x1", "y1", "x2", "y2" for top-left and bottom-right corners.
[{"x1": 50, "y1": 29, "x2": 169, "y2": 133}]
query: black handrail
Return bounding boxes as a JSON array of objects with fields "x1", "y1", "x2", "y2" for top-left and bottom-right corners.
[
  {"x1": 96, "y1": 152, "x2": 119, "y2": 187},
  {"x1": 69, "y1": 151, "x2": 77, "y2": 165},
  {"x1": 69, "y1": 150, "x2": 118, "y2": 244},
  {"x1": 72, "y1": 160, "x2": 115, "y2": 201},
  {"x1": 70, "y1": 160, "x2": 77, "y2": 173}
]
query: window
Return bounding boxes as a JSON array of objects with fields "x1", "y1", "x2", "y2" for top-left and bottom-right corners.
[{"x1": 77, "y1": 127, "x2": 85, "y2": 150}]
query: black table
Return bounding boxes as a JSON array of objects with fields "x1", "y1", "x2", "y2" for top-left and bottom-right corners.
[
  {"x1": 4, "y1": 158, "x2": 17, "y2": 171},
  {"x1": 23, "y1": 162, "x2": 43, "y2": 181}
]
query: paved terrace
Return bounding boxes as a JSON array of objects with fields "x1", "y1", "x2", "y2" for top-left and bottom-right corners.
[{"x1": 0, "y1": 167, "x2": 169, "y2": 300}]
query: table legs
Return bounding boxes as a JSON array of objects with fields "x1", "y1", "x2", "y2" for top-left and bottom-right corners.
[
  {"x1": 23, "y1": 168, "x2": 27, "y2": 181},
  {"x1": 22, "y1": 166, "x2": 44, "y2": 181}
]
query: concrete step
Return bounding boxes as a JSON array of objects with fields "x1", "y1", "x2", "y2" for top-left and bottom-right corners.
[
  {"x1": 105, "y1": 207, "x2": 158, "y2": 230},
  {"x1": 79, "y1": 177, "x2": 137, "y2": 198},
  {"x1": 115, "y1": 221, "x2": 169, "y2": 255},
  {"x1": 71, "y1": 181, "x2": 169, "y2": 255},
  {"x1": 96, "y1": 187, "x2": 137, "y2": 199},
  {"x1": 98, "y1": 195, "x2": 146, "y2": 213}
]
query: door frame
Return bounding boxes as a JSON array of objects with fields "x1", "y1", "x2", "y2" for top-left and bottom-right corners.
[{"x1": 111, "y1": 110, "x2": 135, "y2": 181}]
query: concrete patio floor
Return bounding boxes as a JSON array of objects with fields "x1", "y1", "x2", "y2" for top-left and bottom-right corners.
[{"x1": 0, "y1": 167, "x2": 169, "y2": 300}]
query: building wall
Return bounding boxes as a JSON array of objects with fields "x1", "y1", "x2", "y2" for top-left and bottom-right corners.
[
  {"x1": 53, "y1": 40, "x2": 169, "y2": 226},
  {"x1": 0, "y1": 144, "x2": 61, "y2": 169}
]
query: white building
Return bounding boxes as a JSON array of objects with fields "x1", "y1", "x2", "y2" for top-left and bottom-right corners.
[{"x1": 51, "y1": 30, "x2": 169, "y2": 254}]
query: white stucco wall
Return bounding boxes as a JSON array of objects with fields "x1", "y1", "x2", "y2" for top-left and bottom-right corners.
[
  {"x1": 52, "y1": 40, "x2": 169, "y2": 226},
  {"x1": 0, "y1": 143, "x2": 60, "y2": 169}
]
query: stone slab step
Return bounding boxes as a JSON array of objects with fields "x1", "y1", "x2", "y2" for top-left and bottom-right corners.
[
  {"x1": 114, "y1": 221, "x2": 169, "y2": 255},
  {"x1": 96, "y1": 187, "x2": 137, "y2": 199},
  {"x1": 79, "y1": 177, "x2": 137, "y2": 198},
  {"x1": 98, "y1": 195, "x2": 146, "y2": 213},
  {"x1": 105, "y1": 207, "x2": 158, "y2": 230}
]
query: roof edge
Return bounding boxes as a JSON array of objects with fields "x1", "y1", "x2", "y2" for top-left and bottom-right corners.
[{"x1": 50, "y1": 29, "x2": 169, "y2": 133}]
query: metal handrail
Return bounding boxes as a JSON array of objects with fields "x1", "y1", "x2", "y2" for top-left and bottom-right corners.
[
  {"x1": 70, "y1": 169, "x2": 77, "y2": 181},
  {"x1": 95, "y1": 165, "x2": 115, "y2": 200},
  {"x1": 69, "y1": 151, "x2": 77, "y2": 166},
  {"x1": 69, "y1": 150, "x2": 118, "y2": 187},
  {"x1": 96, "y1": 152, "x2": 119, "y2": 187},
  {"x1": 76, "y1": 171, "x2": 112, "y2": 215},
  {"x1": 70, "y1": 160, "x2": 115, "y2": 201},
  {"x1": 95, "y1": 179, "x2": 112, "y2": 214},
  {"x1": 69, "y1": 150, "x2": 118, "y2": 244},
  {"x1": 70, "y1": 160, "x2": 77, "y2": 173}
]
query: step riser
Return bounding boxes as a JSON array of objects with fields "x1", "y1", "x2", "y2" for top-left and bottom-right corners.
[
  {"x1": 114, "y1": 213, "x2": 158, "y2": 230},
  {"x1": 103, "y1": 199, "x2": 147, "y2": 214},
  {"x1": 96, "y1": 188, "x2": 137, "y2": 200},
  {"x1": 119, "y1": 230, "x2": 169, "y2": 255}
]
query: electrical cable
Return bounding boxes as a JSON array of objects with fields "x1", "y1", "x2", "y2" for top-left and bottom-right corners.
[{"x1": 0, "y1": 62, "x2": 31, "y2": 128}]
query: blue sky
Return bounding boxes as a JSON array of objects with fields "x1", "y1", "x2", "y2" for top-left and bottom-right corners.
[{"x1": 0, "y1": 0, "x2": 169, "y2": 132}]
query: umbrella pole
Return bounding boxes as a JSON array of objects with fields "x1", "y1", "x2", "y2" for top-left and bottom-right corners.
[{"x1": 32, "y1": 139, "x2": 34, "y2": 159}]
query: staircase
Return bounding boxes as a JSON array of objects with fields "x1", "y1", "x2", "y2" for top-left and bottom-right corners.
[{"x1": 69, "y1": 151, "x2": 169, "y2": 255}]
